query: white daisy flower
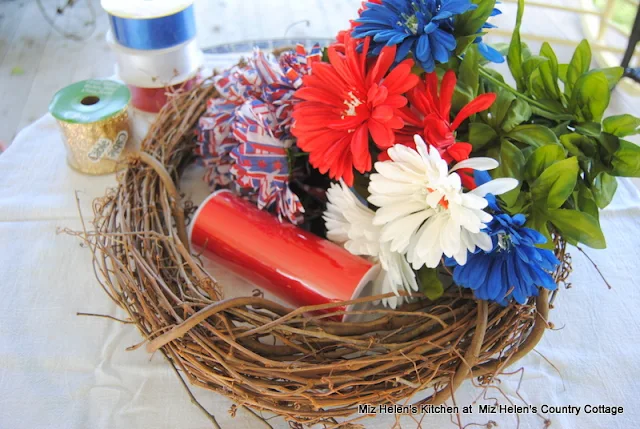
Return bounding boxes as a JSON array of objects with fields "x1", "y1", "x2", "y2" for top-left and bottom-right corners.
[
  {"x1": 368, "y1": 135, "x2": 518, "y2": 269},
  {"x1": 324, "y1": 181, "x2": 418, "y2": 308}
]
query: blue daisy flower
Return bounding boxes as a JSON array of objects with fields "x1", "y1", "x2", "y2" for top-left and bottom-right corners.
[
  {"x1": 353, "y1": 0, "x2": 477, "y2": 72},
  {"x1": 446, "y1": 171, "x2": 559, "y2": 305},
  {"x1": 474, "y1": 6, "x2": 504, "y2": 63}
]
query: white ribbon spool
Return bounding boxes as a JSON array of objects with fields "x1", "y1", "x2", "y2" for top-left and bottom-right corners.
[{"x1": 106, "y1": 30, "x2": 203, "y2": 88}]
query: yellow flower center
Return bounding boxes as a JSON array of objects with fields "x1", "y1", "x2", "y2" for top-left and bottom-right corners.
[
  {"x1": 497, "y1": 232, "x2": 513, "y2": 251},
  {"x1": 342, "y1": 91, "x2": 363, "y2": 118},
  {"x1": 404, "y1": 14, "x2": 419, "y2": 35}
]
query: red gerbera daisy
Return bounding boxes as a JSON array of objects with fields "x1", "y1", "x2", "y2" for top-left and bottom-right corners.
[
  {"x1": 395, "y1": 70, "x2": 497, "y2": 164},
  {"x1": 292, "y1": 35, "x2": 419, "y2": 186}
]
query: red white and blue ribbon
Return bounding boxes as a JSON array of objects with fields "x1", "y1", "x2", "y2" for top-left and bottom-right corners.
[
  {"x1": 230, "y1": 100, "x2": 303, "y2": 224},
  {"x1": 196, "y1": 44, "x2": 320, "y2": 223}
]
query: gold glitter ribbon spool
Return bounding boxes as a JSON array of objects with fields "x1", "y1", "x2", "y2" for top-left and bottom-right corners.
[{"x1": 49, "y1": 80, "x2": 132, "y2": 175}]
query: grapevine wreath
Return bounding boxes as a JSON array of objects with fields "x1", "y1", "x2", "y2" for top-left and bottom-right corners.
[{"x1": 83, "y1": 0, "x2": 640, "y2": 427}]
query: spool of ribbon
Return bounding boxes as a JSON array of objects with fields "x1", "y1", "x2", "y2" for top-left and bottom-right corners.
[
  {"x1": 189, "y1": 190, "x2": 380, "y2": 320},
  {"x1": 101, "y1": 0, "x2": 196, "y2": 50},
  {"x1": 127, "y1": 78, "x2": 197, "y2": 113},
  {"x1": 49, "y1": 80, "x2": 132, "y2": 175},
  {"x1": 107, "y1": 30, "x2": 203, "y2": 89}
]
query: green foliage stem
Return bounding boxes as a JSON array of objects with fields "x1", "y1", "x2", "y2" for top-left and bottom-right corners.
[{"x1": 477, "y1": 65, "x2": 564, "y2": 117}]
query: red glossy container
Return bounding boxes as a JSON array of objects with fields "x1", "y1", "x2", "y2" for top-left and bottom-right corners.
[
  {"x1": 189, "y1": 190, "x2": 378, "y2": 320},
  {"x1": 128, "y1": 78, "x2": 196, "y2": 113}
]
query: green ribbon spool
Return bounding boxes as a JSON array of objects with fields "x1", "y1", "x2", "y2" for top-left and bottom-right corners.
[{"x1": 49, "y1": 79, "x2": 131, "y2": 124}]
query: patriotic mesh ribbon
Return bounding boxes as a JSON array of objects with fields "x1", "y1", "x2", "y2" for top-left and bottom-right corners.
[
  {"x1": 230, "y1": 100, "x2": 303, "y2": 224},
  {"x1": 195, "y1": 44, "x2": 321, "y2": 223},
  {"x1": 271, "y1": 44, "x2": 322, "y2": 137},
  {"x1": 195, "y1": 64, "x2": 259, "y2": 186}
]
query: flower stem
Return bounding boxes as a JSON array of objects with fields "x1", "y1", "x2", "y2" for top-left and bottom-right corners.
[{"x1": 477, "y1": 66, "x2": 562, "y2": 116}]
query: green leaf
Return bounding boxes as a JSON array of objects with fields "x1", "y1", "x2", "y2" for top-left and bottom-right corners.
[
  {"x1": 596, "y1": 131, "x2": 621, "y2": 156},
  {"x1": 418, "y1": 267, "x2": 444, "y2": 300},
  {"x1": 481, "y1": 67, "x2": 506, "y2": 84},
  {"x1": 452, "y1": 83, "x2": 475, "y2": 112},
  {"x1": 531, "y1": 157, "x2": 579, "y2": 209},
  {"x1": 455, "y1": 34, "x2": 481, "y2": 56},
  {"x1": 482, "y1": 89, "x2": 516, "y2": 129},
  {"x1": 529, "y1": 99, "x2": 573, "y2": 121},
  {"x1": 520, "y1": 41, "x2": 533, "y2": 60},
  {"x1": 507, "y1": 124, "x2": 560, "y2": 148},
  {"x1": 459, "y1": 44, "x2": 480, "y2": 98},
  {"x1": 565, "y1": 39, "x2": 591, "y2": 98},
  {"x1": 574, "y1": 121, "x2": 602, "y2": 138},
  {"x1": 576, "y1": 181, "x2": 600, "y2": 221},
  {"x1": 547, "y1": 208, "x2": 606, "y2": 249},
  {"x1": 592, "y1": 171, "x2": 618, "y2": 208},
  {"x1": 500, "y1": 99, "x2": 532, "y2": 132},
  {"x1": 456, "y1": 0, "x2": 498, "y2": 36},
  {"x1": 519, "y1": 41, "x2": 532, "y2": 60},
  {"x1": 538, "y1": 42, "x2": 561, "y2": 100},
  {"x1": 494, "y1": 139, "x2": 525, "y2": 206},
  {"x1": 552, "y1": 120, "x2": 573, "y2": 137},
  {"x1": 558, "y1": 63, "x2": 568, "y2": 82},
  {"x1": 611, "y1": 140, "x2": 640, "y2": 177},
  {"x1": 529, "y1": 69, "x2": 545, "y2": 100},
  {"x1": 321, "y1": 47, "x2": 330, "y2": 63},
  {"x1": 469, "y1": 122, "x2": 498, "y2": 150},
  {"x1": 559, "y1": 133, "x2": 597, "y2": 159},
  {"x1": 599, "y1": 66, "x2": 624, "y2": 90},
  {"x1": 507, "y1": 0, "x2": 526, "y2": 91},
  {"x1": 603, "y1": 114, "x2": 640, "y2": 137},
  {"x1": 522, "y1": 55, "x2": 549, "y2": 78},
  {"x1": 455, "y1": 0, "x2": 497, "y2": 56},
  {"x1": 525, "y1": 144, "x2": 567, "y2": 181},
  {"x1": 503, "y1": 190, "x2": 531, "y2": 215},
  {"x1": 411, "y1": 62, "x2": 426, "y2": 76},
  {"x1": 570, "y1": 71, "x2": 610, "y2": 122}
]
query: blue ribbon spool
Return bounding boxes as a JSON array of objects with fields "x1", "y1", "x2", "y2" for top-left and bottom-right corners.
[{"x1": 108, "y1": 4, "x2": 196, "y2": 50}]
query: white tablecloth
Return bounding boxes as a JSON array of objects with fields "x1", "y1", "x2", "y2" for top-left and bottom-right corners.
[{"x1": 1, "y1": 107, "x2": 640, "y2": 429}]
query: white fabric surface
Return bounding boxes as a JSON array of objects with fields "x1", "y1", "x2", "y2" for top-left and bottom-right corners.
[{"x1": 2, "y1": 94, "x2": 640, "y2": 429}]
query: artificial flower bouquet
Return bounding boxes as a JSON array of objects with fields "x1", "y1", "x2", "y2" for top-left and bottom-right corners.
[{"x1": 195, "y1": 0, "x2": 640, "y2": 310}]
